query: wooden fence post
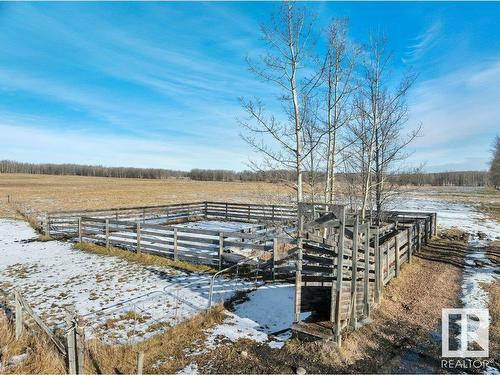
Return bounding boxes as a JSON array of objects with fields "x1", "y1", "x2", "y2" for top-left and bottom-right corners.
[
  {"x1": 294, "y1": 203, "x2": 304, "y2": 324},
  {"x1": 407, "y1": 228, "x2": 412, "y2": 264},
  {"x1": 363, "y1": 225, "x2": 370, "y2": 318},
  {"x1": 136, "y1": 223, "x2": 141, "y2": 253},
  {"x1": 218, "y1": 233, "x2": 224, "y2": 270},
  {"x1": 173, "y1": 228, "x2": 179, "y2": 261},
  {"x1": 384, "y1": 242, "x2": 389, "y2": 282},
  {"x1": 350, "y1": 215, "x2": 359, "y2": 328},
  {"x1": 374, "y1": 228, "x2": 381, "y2": 304},
  {"x1": 76, "y1": 322, "x2": 85, "y2": 375},
  {"x1": 105, "y1": 219, "x2": 110, "y2": 249},
  {"x1": 334, "y1": 206, "x2": 345, "y2": 346},
  {"x1": 204, "y1": 201, "x2": 208, "y2": 218},
  {"x1": 136, "y1": 351, "x2": 144, "y2": 375},
  {"x1": 424, "y1": 219, "x2": 429, "y2": 244},
  {"x1": 394, "y1": 234, "x2": 400, "y2": 278},
  {"x1": 15, "y1": 290, "x2": 23, "y2": 339},
  {"x1": 417, "y1": 222, "x2": 422, "y2": 252},
  {"x1": 272, "y1": 237, "x2": 278, "y2": 281},
  {"x1": 433, "y1": 213, "x2": 438, "y2": 236},
  {"x1": 65, "y1": 310, "x2": 77, "y2": 375},
  {"x1": 225, "y1": 203, "x2": 228, "y2": 220},
  {"x1": 78, "y1": 218, "x2": 82, "y2": 243},
  {"x1": 45, "y1": 214, "x2": 50, "y2": 236},
  {"x1": 271, "y1": 205, "x2": 275, "y2": 222}
]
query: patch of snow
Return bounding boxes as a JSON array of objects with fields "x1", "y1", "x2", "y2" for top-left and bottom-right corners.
[
  {"x1": 8, "y1": 353, "x2": 29, "y2": 366},
  {"x1": 0, "y1": 219, "x2": 256, "y2": 344},
  {"x1": 203, "y1": 284, "x2": 310, "y2": 350},
  {"x1": 461, "y1": 237, "x2": 498, "y2": 310},
  {"x1": 393, "y1": 196, "x2": 500, "y2": 239},
  {"x1": 176, "y1": 220, "x2": 255, "y2": 232},
  {"x1": 176, "y1": 362, "x2": 198, "y2": 375}
]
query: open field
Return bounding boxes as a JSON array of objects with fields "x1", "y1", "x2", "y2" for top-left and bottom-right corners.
[
  {"x1": 1, "y1": 173, "x2": 499, "y2": 220},
  {"x1": 0, "y1": 174, "x2": 287, "y2": 218}
]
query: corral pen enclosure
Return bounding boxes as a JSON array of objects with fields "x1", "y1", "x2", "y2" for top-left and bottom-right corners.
[{"x1": 35, "y1": 200, "x2": 436, "y2": 345}]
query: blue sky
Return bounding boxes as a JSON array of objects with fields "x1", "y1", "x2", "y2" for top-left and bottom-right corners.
[{"x1": 0, "y1": 1, "x2": 499, "y2": 172}]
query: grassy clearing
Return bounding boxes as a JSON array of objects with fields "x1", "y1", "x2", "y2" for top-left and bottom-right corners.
[
  {"x1": 83, "y1": 305, "x2": 226, "y2": 374},
  {"x1": 73, "y1": 242, "x2": 214, "y2": 273},
  {"x1": 0, "y1": 311, "x2": 66, "y2": 374}
]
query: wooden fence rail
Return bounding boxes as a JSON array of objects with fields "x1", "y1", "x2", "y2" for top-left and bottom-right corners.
[
  {"x1": 44, "y1": 201, "x2": 297, "y2": 237},
  {"x1": 78, "y1": 216, "x2": 274, "y2": 269}
]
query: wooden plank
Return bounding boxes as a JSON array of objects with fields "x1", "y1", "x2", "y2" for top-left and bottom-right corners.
[
  {"x1": 350, "y1": 215, "x2": 359, "y2": 328},
  {"x1": 173, "y1": 228, "x2": 178, "y2": 261},
  {"x1": 363, "y1": 225, "x2": 370, "y2": 317}
]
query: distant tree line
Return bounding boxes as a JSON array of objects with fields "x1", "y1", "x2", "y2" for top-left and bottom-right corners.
[
  {"x1": 0, "y1": 160, "x2": 185, "y2": 179},
  {"x1": 0, "y1": 160, "x2": 490, "y2": 187},
  {"x1": 392, "y1": 170, "x2": 489, "y2": 187}
]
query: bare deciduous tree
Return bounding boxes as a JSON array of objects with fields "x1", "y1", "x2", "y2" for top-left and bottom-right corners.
[
  {"x1": 322, "y1": 18, "x2": 358, "y2": 205},
  {"x1": 239, "y1": 2, "x2": 321, "y2": 204}
]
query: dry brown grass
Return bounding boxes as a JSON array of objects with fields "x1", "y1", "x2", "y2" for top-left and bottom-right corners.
[
  {"x1": 73, "y1": 242, "x2": 214, "y2": 273},
  {"x1": 486, "y1": 240, "x2": 500, "y2": 265},
  {"x1": 486, "y1": 280, "x2": 500, "y2": 368},
  {"x1": 0, "y1": 173, "x2": 289, "y2": 218},
  {"x1": 83, "y1": 305, "x2": 226, "y2": 374},
  {"x1": 0, "y1": 311, "x2": 66, "y2": 374}
]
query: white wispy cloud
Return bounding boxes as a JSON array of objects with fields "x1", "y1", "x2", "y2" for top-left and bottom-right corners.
[
  {"x1": 403, "y1": 20, "x2": 442, "y2": 64},
  {"x1": 407, "y1": 59, "x2": 500, "y2": 171}
]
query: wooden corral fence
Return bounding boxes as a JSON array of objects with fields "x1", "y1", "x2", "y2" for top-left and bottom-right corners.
[
  {"x1": 43, "y1": 201, "x2": 297, "y2": 237},
  {"x1": 77, "y1": 216, "x2": 277, "y2": 269},
  {"x1": 292, "y1": 203, "x2": 437, "y2": 345}
]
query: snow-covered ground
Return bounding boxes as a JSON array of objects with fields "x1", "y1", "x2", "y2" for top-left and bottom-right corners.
[
  {"x1": 201, "y1": 284, "x2": 310, "y2": 351},
  {"x1": 393, "y1": 194, "x2": 500, "y2": 239},
  {"x1": 0, "y1": 219, "x2": 258, "y2": 344}
]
